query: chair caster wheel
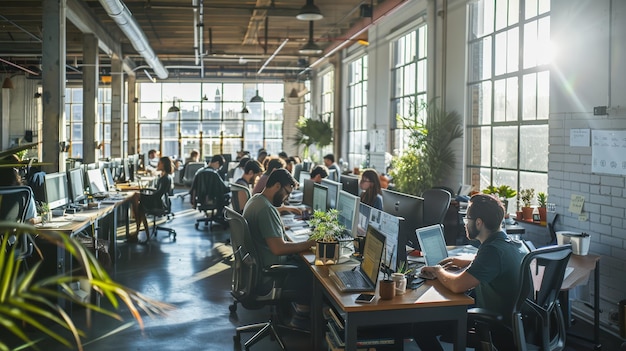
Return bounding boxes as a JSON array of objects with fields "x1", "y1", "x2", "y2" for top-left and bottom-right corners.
[
  {"x1": 195, "y1": 223, "x2": 199, "y2": 229},
  {"x1": 229, "y1": 304, "x2": 237, "y2": 312}
]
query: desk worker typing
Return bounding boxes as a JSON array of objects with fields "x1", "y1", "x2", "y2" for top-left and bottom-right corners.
[
  {"x1": 243, "y1": 169, "x2": 315, "y2": 328},
  {"x1": 413, "y1": 193, "x2": 529, "y2": 351}
]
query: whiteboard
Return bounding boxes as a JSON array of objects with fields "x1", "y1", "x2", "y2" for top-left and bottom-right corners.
[{"x1": 591, "y1": 130, "x2": 626, "y2": 175}]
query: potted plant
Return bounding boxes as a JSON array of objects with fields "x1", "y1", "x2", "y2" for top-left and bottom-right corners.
[
  {"x1": 482, "y1": 184, "x2": 517, "y2": 215},
  {"x1": 537, "y1": 192, "x2": 547, "y2": 224},
  {"x1": 37, "y1": 201, "x2": 51, "y2": 224},
  {"x1": 519, "y1": 188, "x2": 535, "y2": 221},
  {"x1": 392, "y1": 261, "x2": 412, "y2": 295},
  {"x1": 292, "y1": 116, "x2": 333, "y2": 162},
  {"x1": 308, "y1": 209, "x2": 345, "y2": 265}
]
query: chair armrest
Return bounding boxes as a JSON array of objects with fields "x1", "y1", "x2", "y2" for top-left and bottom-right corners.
[
  {"x1": 263, "y1": 264, "x2": 299, "y2": 276},
  {"x1": 467, "y1": 307, "x2": 504, "y2": 324}
]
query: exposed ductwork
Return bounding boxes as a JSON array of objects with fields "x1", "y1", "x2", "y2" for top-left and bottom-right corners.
[{"x1": 98, "y1": 0, "x2": 169, "y2": 79}]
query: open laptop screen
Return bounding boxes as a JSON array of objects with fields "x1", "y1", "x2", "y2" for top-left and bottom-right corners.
[{"x1": 416, "y1": 224, "x2": 448, "y2": 266}]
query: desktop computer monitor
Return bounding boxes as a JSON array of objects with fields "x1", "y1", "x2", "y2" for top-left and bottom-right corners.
[
  {"x1": 336, "y1": 190, "x2": 359, "y2": 238},
  {"x1": 382, "y1": 188, "x2": 424, "y2": 250},
  {"x1": 340, "y1": 174, "x2": 360, "y2": 197},
  {"x1": 121, "y1": 157, "x2": 131, "y2": 182},
  {"x1": 292, "y1": 163, "x2": 303, "y2": 187},
  {"x1": 67, "y1": 167, "x2": 87, "y2": 205},
  {"x1": 298, "y1": 170, "x2": 310, "y2": 185},
  {"x1": 321, "y1": 179, "x2": 342, "y2": 209},
  {"x1": 312, "y1": 182, "x2": 328, "y2": 213},
  {"x1": 327, "y1": 169, "x2": 338, "y2": 182},
  {"x1": 87, "y1": 169, "x2": 107, "y2": 194},
  {"x1": 360, "y1": 204, "x2": 402, "y2": 270},
  {"x1": 44, "y1": 172, "x2": 69, "y2": 210},
  {"x1": 302, "y1": 179, "x2": 315, "y2": 208},
  {"x1": 103, "y1": 167, "x2": 115, "y2": 190}
]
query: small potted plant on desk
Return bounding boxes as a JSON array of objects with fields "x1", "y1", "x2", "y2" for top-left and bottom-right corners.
[
  {"x1": 391, "y1": 261, "x2": 412, "y2": 295},
  {"x1": 519, "y1": 188, "x2": 535, "y2": 222},
  {"x1": 537, "y1": 192, "x2": 547, "y2": 224},
  {"x1": 308, "y1": 209, "x2": 345, "y2": 266},
  {"x1": 37, "y1": 202, "x2": 51, "y2": 224}
]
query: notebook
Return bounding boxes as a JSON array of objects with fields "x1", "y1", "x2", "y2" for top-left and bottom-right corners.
[
  {"x1": 416, "y1": 224, "x2": 450, "y2": 279},
  {"x1": 328, "y1": 225, "x2": 386, "y2": 292}
]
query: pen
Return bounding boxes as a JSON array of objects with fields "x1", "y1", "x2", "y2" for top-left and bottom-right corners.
[{"x1": 351, "y1": 266, "x2": 358, "y2": 271}]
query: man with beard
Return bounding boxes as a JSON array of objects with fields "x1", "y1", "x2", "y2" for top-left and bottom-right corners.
[
  {"x1": 243, "y1": 168, "x2": 315, "y2": 327},
  {"x1": 413, "y1": 193, "x2": 529, "y2": 350}
]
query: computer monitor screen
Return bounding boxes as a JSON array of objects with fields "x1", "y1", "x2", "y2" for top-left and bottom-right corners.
[
  {"x1": 321, "y1": 179, "x2": 342, "y2": 209},
  {"x1": 382, "y1": 188, "x2": 424, "y2": 250},
  {"x1": 298, "y1": 170, "x2": 310, "y2": 185},
  {"x1": 122, "y1": 158, "x2": 130, "y2": 182},
  {"x1": 312, "y1": 183, "x2": 328, "y2": 212},
  {"x1": 357, "y1": 202, "x2": 373, "y2": 237},
  {"x1": 87, "y1": 169, "x2": 107, "y2": 194},
  {"x1": 67, "y1": 167, "x2": 86, "y2": 204},
  {"x1": 336, "y1": 190, "x2": 359, "y2": 237},
  {"x1": 340, "y1": 174, "x2": 360, "y2": 197},
  {"x1": 363, "y1": 205, "x2": 402, "y2": 271},
  {"x1": 327, "y1": 169, "x2": 338, "y2": 182},
  {"x1": 292, "y1": 163, "x2": 303, "y2": 187},
  {"x1": 103, "y1": 167, "x2": 115, "y2": 190},
  {"x1": 302, "y1": 179, "x2": 315, "y2": 207},
  {"x1": 44, "y1": 172, "x2": 69, "y2": 210}
]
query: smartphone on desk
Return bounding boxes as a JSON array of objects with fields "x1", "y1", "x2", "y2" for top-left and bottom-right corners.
[{"x1": 355, "y1": 293, "x2": 375, "y2": 304}]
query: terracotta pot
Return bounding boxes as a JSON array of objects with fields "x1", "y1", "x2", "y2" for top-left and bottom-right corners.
[
  {"x1": 516, "y1": 211, "x2": 524, "y2": 220},
  {"x1": 538, "y1": 207, "x2": 547, "y2": 224},
  {"x1": 521, "y1": 207, "x2": 534, "y2": 221}
]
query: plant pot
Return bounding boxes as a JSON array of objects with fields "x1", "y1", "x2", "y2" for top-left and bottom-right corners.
[
  {"x1": 378, "y1": 279, "x2": 395, "y2": 300},
  {"x1": 41, "y1": 212, "x2": 52, "y2": 224},
  {"x1": 521, "y1": 207, "x2": 534, "y2": 221},
  {"x1": 391, "y1": 273, "x2": 407, "y2": 295},
  {"x1": 538, "y1": 207, "x2": 547, "y2": 224},
  {"x1": 314, "y1": 241, "x2": 339, "y2": 266},
  {"x1": 516, "y1": 211, "x2": 524, "y2": 221}
]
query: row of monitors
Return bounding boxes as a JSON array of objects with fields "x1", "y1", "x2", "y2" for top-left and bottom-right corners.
[
  {"x1": 42, "y1": 166, "x2": 116, "y2": 210},
  {"x1": 299, "y1": 177, "x2": 427, "y2": 270}
]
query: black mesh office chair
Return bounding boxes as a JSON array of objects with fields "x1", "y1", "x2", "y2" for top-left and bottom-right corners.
[
  {"x1": 422, "y1": 188, "x2": 452, "y2": 226},
  {"x1": 546, "y1": 212, "x2": 559, "y2": 246},
  {"x1": 141, "y1": 188, "x2": 176, "y2": 241},
  {"x1": 224, "y1": 207, "x2": 298, "y2": 350},
  {"x1": 230, "y1": 183, "x2": 251, "y2": 214},
  {"x1": 190, "y1": 168, "x2": 230, "y2": 230},
  {"x1": 0, "y1": 186, "x2": 36, "y2": 261},
  {"x1": 468, "y1": 245, "x2": 572, "y2": 351},
  {"x1": 177, "y1": 162, "x2": 206, "y2": 201}
]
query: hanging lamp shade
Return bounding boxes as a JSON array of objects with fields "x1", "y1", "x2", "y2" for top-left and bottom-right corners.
[
  {"x1": 297, "y1": 0, "x2": 323, "y2": 21},
  {"x1": 241, "y1": 105, "x2": 250, "y2": 114},
  {"x1": 2, "y1": 77, "x2": 14, "y2": 89},
  {"x1": 168, "y1": 103, "x2": 180, "y2": 113},
  {"x1": 289, "y1": 88, "x2": 299, "y2": 98},
  {"x1": 250, "y1": 90, "x2": 264, "y2": 103},
  {"x1": 299, "y1": 21, "x2": 322, "y2": 55}
]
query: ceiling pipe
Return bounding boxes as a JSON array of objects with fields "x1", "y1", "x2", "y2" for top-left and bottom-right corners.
[
  {"x1": 198, "y1": 0, "x2": 205, "y2": 78},
  {"x1": 308, "y1": 0, "x2": 408, "y2": 69},
  {"x1": 0, "y1": 57, "x2": 39, "y2": 75},
  {"x1": 258, "y1": 38, "x2": 289, "y2": 74},
  {"x1": 98, "y1": 0, "x2": 169, "y2": 79},
  {"x1": 193, "y1": 0, "x2": 199, "y2": 65}
]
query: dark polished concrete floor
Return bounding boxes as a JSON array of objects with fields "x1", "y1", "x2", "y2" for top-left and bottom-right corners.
[{"x1": 34, "y1": 193, "x2": 625, "y2": 351}]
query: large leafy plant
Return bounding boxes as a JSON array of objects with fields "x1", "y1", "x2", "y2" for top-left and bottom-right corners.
[
  {"x1": 292, "y1": 116, "x2": 333, "y2": 160},
  {"x1": 308, "y1": 209, "x2": 345, "y2": 242},
  {"x1": 390, "y1": 99, "x2": 463, "y2": 196},
  {"x1": 0, "y1": 223, "x2": 172, "y2": 351}
]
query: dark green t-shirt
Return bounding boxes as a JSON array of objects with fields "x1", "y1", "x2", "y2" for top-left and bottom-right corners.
[
  {"x1": 466, "y1": 231, "x2": 529, "y2": 323},
  {"x1": 242, "y1": 193, "x2": 286, "y2": 267}
]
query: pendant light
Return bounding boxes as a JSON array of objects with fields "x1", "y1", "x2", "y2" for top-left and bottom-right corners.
[
  {"x1": 299, "y1": 21, "x2": 322, "y2": 55},
  {"x1": 297, "y1": 0, "x2": 323, "y2": 21}
]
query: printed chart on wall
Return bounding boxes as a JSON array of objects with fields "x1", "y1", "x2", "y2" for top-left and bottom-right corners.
[{"x1": 591, "y1": 130, "x2": 626, "y2": 175}]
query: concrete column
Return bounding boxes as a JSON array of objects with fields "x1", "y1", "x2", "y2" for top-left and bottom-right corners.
[
  {"x1": 42, "y1": 0, "x2": 66, "y2": 172},
  {"x1": 127, "y1": 74, "x2": 137, "y2": 155},
  {"x1": 1, "y1": 80, "x2": 10, "y2": 149},
  {"x1": 331, "y1": 54, "x2": 343, "y2": 159},
  {"x1": 82, "y1": 33, "x2": 98, "y2": 164},
  {"x1": 110, "y1": 56, "x2": 123, "y2": 157}
]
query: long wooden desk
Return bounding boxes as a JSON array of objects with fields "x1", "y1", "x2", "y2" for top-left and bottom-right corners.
[{"x1": 305, "y1": 254, "x2": 474, "y2": 351}]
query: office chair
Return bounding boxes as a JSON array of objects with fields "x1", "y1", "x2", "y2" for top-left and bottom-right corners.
[
  {"x1": 230, "y1": 183, "x2": 251, "y2": 214},
  {"x1": 422, "y1": 188, "x2": 452, "y2": 226},
  {"x1": 178, "y1": 162, "x2": 206, "y2": 201},
  {"x1": 141, "y1": 188, "x2": 176, "y2": 241},
  {"x1": 467, "y1": 245, "x2": 572, "y2": 351},
  {"x1": 546, "y1": 212, "x2": 559, "y2": 246},
  {"x1": 0, "y1": 186, "x2": 36, "y2": 262},
  {"x1": 224, "y1": 207, "x2": 298, "y2": 351},
  {"x1": 190, "y1": 168, "x2": 230, "y2": 230}
]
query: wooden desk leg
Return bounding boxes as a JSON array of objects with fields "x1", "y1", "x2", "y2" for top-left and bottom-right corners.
[
  {"x1": 344, "y1": 315, "x2": 358, "y2": 351},
  {"x1": 454, "y1": 309, "x2": 468, "y2": 351}
]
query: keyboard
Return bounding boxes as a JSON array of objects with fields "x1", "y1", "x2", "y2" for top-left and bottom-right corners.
[
  {"x1": 335, "y1": 269, "x2": 370, "y2": 289},
  {"x1": 93, "y1": 192, "x2": 109, "y2": 199}
]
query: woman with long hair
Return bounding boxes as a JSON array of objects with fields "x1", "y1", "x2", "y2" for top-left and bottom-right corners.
[
  {"x1": 130, "y1": 156, "x2": 174, "y2": 242},
  {"x1": 359, "y1": 169, "x2": 383, "y2": 210}
]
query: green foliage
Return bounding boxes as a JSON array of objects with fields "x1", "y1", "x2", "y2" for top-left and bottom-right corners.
[
  {"x1": 395, "y1": 261, "x2": 412, "y2": 275},
  {"x1": 308, "y1": 209, "x2": 345, "y2": 242},
  {"x1": 520, "y1": 188, "x2": 535, "y2": 207},
  {"x1": 389, "y1": 99, "x2": 463, "y2": 196},
  {"x1": 292, "y1": 116, "x2": 333, "y2": 159},
  {"x1": 482, "y1": 184, "x2": 517, "y2": 199},
  {"x1": 0, "y1": 223, "x2": 172, "y2": 351},
  {"x1": 537, "y1": 192, "x2": 547, "y2": 207}
]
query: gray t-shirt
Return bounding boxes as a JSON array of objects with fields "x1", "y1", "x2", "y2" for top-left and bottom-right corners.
[
  {"x1": 242, "y1": 193, "x2": 286, "y2": 267},
  {"x1": 466, "y1": 231, "x2": 529, "y2": 323}
]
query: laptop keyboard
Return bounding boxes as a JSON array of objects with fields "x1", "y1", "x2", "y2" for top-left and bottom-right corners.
[{"x1": 335, "y1": 269, "x2": 370, "y2": 289}]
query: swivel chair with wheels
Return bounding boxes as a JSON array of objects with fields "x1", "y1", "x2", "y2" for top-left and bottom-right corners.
[
  {"x1": 141, "y1": 188, "x2": 176, "y2": 241},
  {"x1": 190, "y1": 168, "x2": 230, "y2": 230},
  {"x1": 422, "y1": 188, "x2": 452, "y2": 226},
  {"x1": 468, "y1": 244, "x2": 572, "y2": 351},
  {"x1": 0, "y1": 186, "x2": 36, "y2": 261},
  {"x1": 224, "y1": 207, "x2": 298, "y2": 351},
  {"x1": 229, "y1": 183, "x2": 251, "y2": 214},
  {"x1": 177, "y1": 162, "x2": 206, "y2": 201}
]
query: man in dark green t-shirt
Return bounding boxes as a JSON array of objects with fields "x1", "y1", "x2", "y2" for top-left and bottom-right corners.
[{"x1": 415, "y1": 193, "x2": 529, "y2": 350}]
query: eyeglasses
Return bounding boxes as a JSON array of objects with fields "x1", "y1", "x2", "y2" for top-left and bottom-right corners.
[
  {"x1": 360, "y1": 179, "x2": 371, "y2": 183},
  {"x1": 282, "y1": 185, "x2": 294, "y2": 196}
]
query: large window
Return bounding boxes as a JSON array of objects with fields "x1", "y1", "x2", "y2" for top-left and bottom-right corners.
[
  {"x1": 390, "y1": 25, "x2": 428, "y2": 153},
  {"x1": 467, "y1": 0, "x2": 550, "y2": 212},
  {"x1": 65, "y1": 87, "x2": 112, "y2": 159},
  {"x1": 137, "y1": 82, "x2": 284, "y2": 161},
  {"x1": 347, "y1": 55, "x2": 368, "y2": 168}
]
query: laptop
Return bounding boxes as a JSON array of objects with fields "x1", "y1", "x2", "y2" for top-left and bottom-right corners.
[
  {"x1": 328, "y1": 225, "x2": 386, "y2": 292},
  {"x1": 416, "y1": 224, "x2": 449, "y2": 266}
]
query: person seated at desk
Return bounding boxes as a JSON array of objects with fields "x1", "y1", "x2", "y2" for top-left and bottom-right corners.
[
  {"x1": 309, "y1": 165, "x2": 328, "y2": 183},
  {"x1": 145, "y1": 149, "x2": 160, "y2": 175},
  {"x1": 323, "y1": 153, "x2": 341, "y2": 180},
  {"x1": 252, "y1": 157, "x2": 285, "y2": 194},
  {"x1": 180, "y1": 149, "x2": 200, "y2": 183},
  {"x1": 234, "y1": 159, "x2": 263, "y2": 208},
  {"x1": 243, "y1": 168, "x2": 314, "y2": 325},
  {"x1": 413, "y1": 193, "x2": 529, "y2": 351},
  {"x1": 359, "y1": 169, "x2": 383, "y2": 210},
  {"x1": 232, "y1": 155, "x2": 249, "y2": 182},
  {"x1": 0, "y1": 154, "x2": 38, "y2": 224},
  {"x1": 129, "y1": 156, "x2": 174, "y2": 243}
]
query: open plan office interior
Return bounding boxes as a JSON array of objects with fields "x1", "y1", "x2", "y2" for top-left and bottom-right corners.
[{"x1": 2, "y1": 0, "x2": 626, "y2": 349}]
